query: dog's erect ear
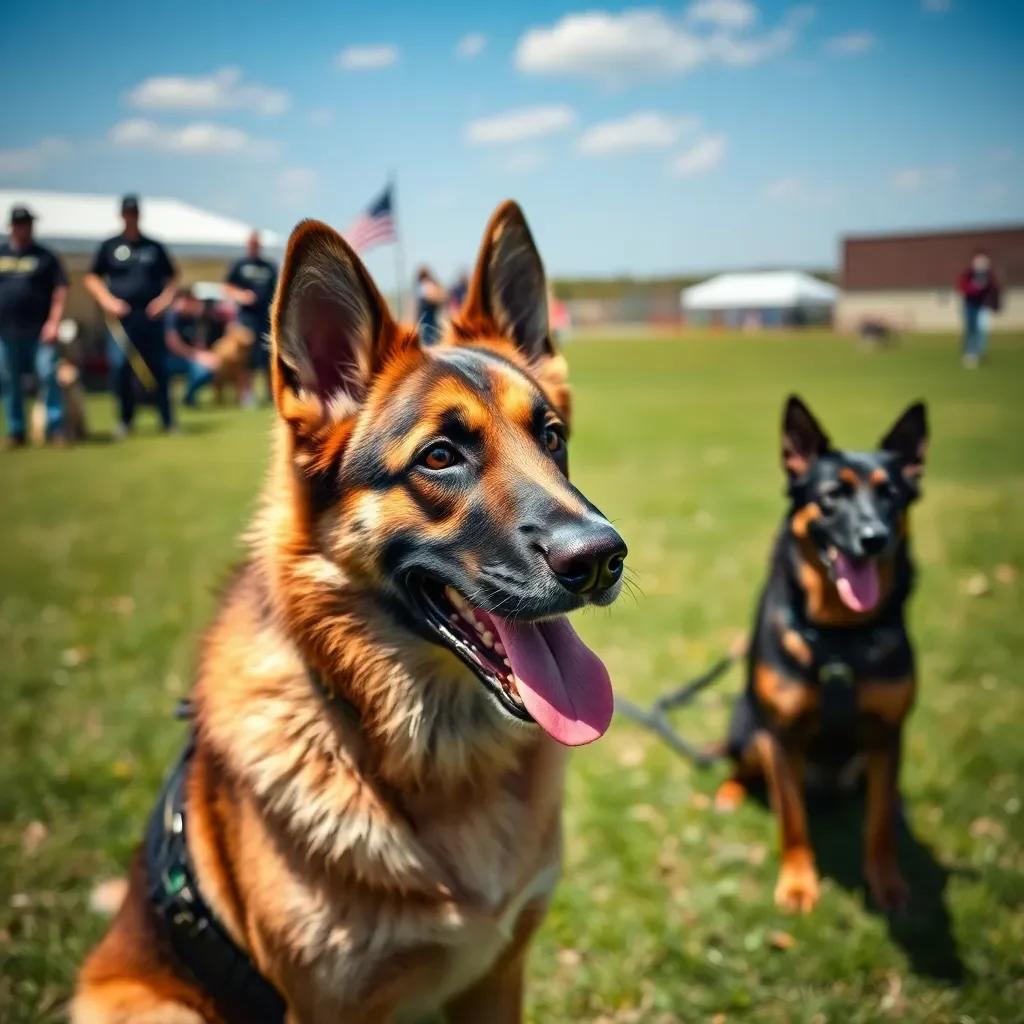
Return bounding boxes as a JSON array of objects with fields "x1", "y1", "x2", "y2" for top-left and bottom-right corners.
[
  {"x1": 880, "y1": 401, "x2": 927, "y2": 485},
  {"x1": 462, "y1": 201, "x2": 553, "y2": 363},
  {"x1": 272, "y1": 219, "x2": 399, "y2": 419},
  {"x1": 782, "y1": 395, "x2": 831, "y2": 484}
]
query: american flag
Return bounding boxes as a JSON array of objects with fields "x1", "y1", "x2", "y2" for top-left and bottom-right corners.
[{"x1": 343, "y1": 185, "x2": 397, "y2": 253}]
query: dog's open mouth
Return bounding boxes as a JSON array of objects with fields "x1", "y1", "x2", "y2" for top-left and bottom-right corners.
[
  {"x1": 823, "y1": 546, "x2": 880, "y2": 613},
  {"x1": 411, "y1": 577, "x2": 614, "y2": 747}
]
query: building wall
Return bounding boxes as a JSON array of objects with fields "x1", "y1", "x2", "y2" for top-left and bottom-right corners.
[{"x1": 835, "y1": 287, "x2": 1024, "y2": 332}]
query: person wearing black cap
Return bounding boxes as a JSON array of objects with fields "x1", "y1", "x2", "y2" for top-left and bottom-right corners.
[
  {"x1": 0, "y1": 204, "x2": 69, "y2": 449},
  {"x1": 84, "y1": 195, "x2": 179, "y2": 436}
]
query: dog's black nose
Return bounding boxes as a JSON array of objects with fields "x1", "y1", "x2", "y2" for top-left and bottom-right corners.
[
  {"x1": 859, "y1": 527, "x2": 889, "y2": 557},
  {"x1": 545, "y1": 523, "x2": 627, "y2": 595}
]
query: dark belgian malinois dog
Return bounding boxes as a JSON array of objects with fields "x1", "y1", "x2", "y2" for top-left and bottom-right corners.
[
  {"x1": 73, "y1": 201, "x2": 627, "y2": 1023},
  {"x1": 715, "y1": 395, "x2": 927, "y2": 914}
]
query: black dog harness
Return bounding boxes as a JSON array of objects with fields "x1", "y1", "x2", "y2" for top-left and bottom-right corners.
[
  {"x1": 144, "y1": 702, "x2": 286, "y2": 1023},
  {"x1": 145, "y1": 676, "x2": 361, "y2": 1020}
]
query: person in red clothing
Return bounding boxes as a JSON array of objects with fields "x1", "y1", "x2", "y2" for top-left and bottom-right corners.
[{"x1": 956, "y1": 249, "x2": 1001, "y2": 368}]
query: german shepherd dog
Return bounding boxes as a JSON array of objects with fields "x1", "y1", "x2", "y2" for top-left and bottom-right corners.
[
  {"x1": 73, "y1": 202, "x2": 626, "y2": 1023},
  {"x1": 714, "y1": 396, "x2": 927, "y2": 914}
]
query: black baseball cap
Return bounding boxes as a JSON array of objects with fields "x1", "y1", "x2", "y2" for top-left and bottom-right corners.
[
  {"x1": 121, "y1": 194, "x2": 140, "y2": 215},
  {"x1": 10, "y1": 205, "x2": 36, "y2": 224}
]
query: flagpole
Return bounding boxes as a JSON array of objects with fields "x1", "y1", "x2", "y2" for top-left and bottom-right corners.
[{"x1": 390, "y1": 171, "x2": 408, "y2": 320}]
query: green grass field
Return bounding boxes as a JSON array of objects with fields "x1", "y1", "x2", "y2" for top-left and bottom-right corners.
[{"x1": 2, "y1": 332, "x2": 1023, "y2": 1023}]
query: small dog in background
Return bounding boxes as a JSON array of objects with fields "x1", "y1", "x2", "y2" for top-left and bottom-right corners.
[
  {"x1": 30, "y1": 320, "x2": 88, "y2": 445},
  {"x1": 209, "y1": 321, "x2": 255, "y2": 405}
]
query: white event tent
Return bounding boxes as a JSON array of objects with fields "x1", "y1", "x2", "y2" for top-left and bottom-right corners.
[{"x1": 681, "y1": 270, "x2": 839, "y2": 328}]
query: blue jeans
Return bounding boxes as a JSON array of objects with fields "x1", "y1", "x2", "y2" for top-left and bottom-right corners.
[
  {"x1": 0, "y1": 331, "x2": 62, "y2": 440},
  {"x1": 962, "y1": 303, "x2": 989, "y2": 360},
  {"x1": 107, "y1": 313, "x2": 172, "y2": 430},
  {"x1": 165, "y1": 352, "x2": 215, "y2": 406}
]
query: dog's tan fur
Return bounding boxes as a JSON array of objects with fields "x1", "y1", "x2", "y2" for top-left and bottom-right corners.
[
  {"x1": 74, "y1": 202, "x2": 588, "y2": 1023},
  {"x1": 31, "y1": 356, "x2": 87, "y2": 444},
  {"x1": 208, "y1": 323, "x2": 255, "y2": 405}
]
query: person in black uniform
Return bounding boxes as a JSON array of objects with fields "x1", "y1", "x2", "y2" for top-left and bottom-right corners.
[
  {"x1": 224, "y1": 230, "x2": 277, "y2": 406},
  {"x1": 84, "y1": 195, "x2": 179, "y2": 436},
  {"x1": 0, "y1": 205, "x2": 69, "y2": 448}
]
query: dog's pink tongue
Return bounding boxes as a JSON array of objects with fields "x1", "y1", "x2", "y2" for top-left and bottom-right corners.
[
  {"x1": 833, "y1": 551, "x2": 880, "y2": 612},
  {"x1": 486, "y1": 615, "x2": 613, "y2": 747}
]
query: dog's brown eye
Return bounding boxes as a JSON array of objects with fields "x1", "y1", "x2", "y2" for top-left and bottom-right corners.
[
  {"x1": 544, "y1": 426, "x2": 565, "y2": 454},
  {"x1": 422, "y1": 445, "x2": 458, "y2": 470}
]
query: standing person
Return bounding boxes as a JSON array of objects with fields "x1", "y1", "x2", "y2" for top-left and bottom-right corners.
[
  {"x1": 956, "y1": 248, "x2": 1002, "y2": 368},
  {"x1": 0, "y1": 205, "x2": 68, "y2": 449},
  {"x1": 84, "y1": 195, "x2": 178, "y2": 436},
  {"x1": 415, "y1": 266, "x2": 446, "y2": 345},
  {"x1": 224, "y1": 230, "x2": 277, "y2": 406},
  {"x1": 164, "y1": 287, "x2": 218, "y2": 407},
  {"x1": 447, "y1": 270, "x2": 469, "y2": 317}
]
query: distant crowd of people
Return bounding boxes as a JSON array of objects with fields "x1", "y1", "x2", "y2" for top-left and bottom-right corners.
[
  {"x1": 0, "y1": 195, "x2": 277, "y2": 448},
  {"x1": 0, "y1": 199, "x2": 1004, "y2": 449}
]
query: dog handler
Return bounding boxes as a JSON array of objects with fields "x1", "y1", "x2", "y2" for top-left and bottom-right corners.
[
  {"x1": 85, "y1": 195, "x2": 179, "y2": 436},
  {"x1": 164, "y1": 287, "x2": 218, "y2": 407},
  {"x1": 224, "y1": 229, "x2": 277, "y2": 406},
  {"x1": 0, "y1": 204, "x2": 68, "y2": 448}
]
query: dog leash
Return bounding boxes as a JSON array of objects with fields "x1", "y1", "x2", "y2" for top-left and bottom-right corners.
[
  {"x1": 104, "y1": 314, "x2": 158, "y2": 391},
  {"x1": 614, "y1": 635, "x2": 747, "y2": 768}
]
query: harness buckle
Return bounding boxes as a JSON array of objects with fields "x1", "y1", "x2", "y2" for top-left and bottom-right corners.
[{"x1": 819, "y1": 661, "x2": 855, "y2": 688}]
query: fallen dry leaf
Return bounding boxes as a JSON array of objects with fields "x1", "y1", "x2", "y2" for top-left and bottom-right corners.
[
  {"x1": 107, "y1": 595, "x2": 136, "y2": 615},
  {"x1": 768, "y1": 930, "x2": 798, "y2": 951},
  {"x1": 960, "y1": 573, "x2": 991, "y2": 598},
  {"x1": 60, "y1": 646, "x2": 91, "y2": 668},
  {"x1": 22, "y1": 821, "x2": 49, "y2": 856},
  {"x1": 630, "y1": 803, "x2": 664, "y2": 827},
  {"x1": 970, "y1": 817, "x2": 1005, "y2": 840}
]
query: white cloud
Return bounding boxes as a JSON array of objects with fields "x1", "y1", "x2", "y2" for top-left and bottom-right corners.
[
  {"x1": 126, "y1": 67, "x2": 289, "y2": 117},
  {"x1": 457, "y1": 33, "x2": 487, "y2": 58},
  {"x1": 670, "y1": 133, "x2": 728, "y2": 176},
  {"x1": 335, "y1": 45, "x2": 399, "y2": 71},
  {"x1": 307, "y1": 108, "x2": 333, "y2": 127},
  {"x1": 764, "y1": 174, "x2": 844, "y2": 207},
  {"x1": 0, "y1": 137, "x2": 71, "y2": 177},
  {"x1": 891, "y1": 164, "x2": 956, "y2": 191},
  {"x1": 109, "y1": 119, "x2": 279, "y2": 157},
  {"x1": 501, "y1": 149, "x2": 549, "y2": 174},
  {"x1": 825, "y1": 31, "x2": 876, "y2": 55},
  {"x1": 514, "y1": 7, "x2": 806, "y2": 83},
  {"x1": 579, "y1": 112, "x2": 700, "y2": 155},
  {"x1": 922, "y1": 0, "x2": 951, "y2": 12},
  {"x1": 787, "y1": 5, "x2": 818, "y2": 28},
  {"x1": 465, "y1": 105, "x2": 576, "y2": 145},
  {"x1": 687, "y1": 0, "x2": 758, "y2": 31},
  {"x1": 276, "y1": 167, "x2": 319, "y2": 206}
]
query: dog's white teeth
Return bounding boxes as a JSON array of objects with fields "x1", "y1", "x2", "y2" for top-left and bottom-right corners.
[
  {"x1": 475, "y1": 620, "x2": 486, "y2": 635},
  {"x1": 827, "y1": 545, "x2": 839, "y2": 561},
  {"x1": 495, "y1": 642, "x2": 506, "y2": 657},
  {"x1": 446, "y1": 586, "x2": 466, "y2": 611},
  {"x1": 460, "y1": 609, "x2": 476, "y2": 627},
  {"x1": 481, "y1": 631, "x2": 494, "y2": 648},
  {"x1": 503, "y1": 658, "x2": 511, "y2": 668}
]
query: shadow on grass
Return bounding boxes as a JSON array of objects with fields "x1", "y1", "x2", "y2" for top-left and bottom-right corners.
[{"x1": 743, "y1": 781, "x2": 969, "y2": 983}]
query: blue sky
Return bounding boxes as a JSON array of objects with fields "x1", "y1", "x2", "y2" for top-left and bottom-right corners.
[{"x1": 1, "y1": 0, "x2": 1022, "y2": 285}]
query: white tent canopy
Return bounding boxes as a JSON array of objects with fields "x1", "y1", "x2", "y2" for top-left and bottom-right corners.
[
  {"x1": 0, "y1": 189, "x2": 282, "y2": 257},
  {"x1": 681, "y1": 270, "x2": 839, "y2": 311}
]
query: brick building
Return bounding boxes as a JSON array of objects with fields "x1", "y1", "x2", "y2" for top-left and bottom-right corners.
[{"x1": 835, "y1": 224, "x2": 1024, "y2": 332}]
